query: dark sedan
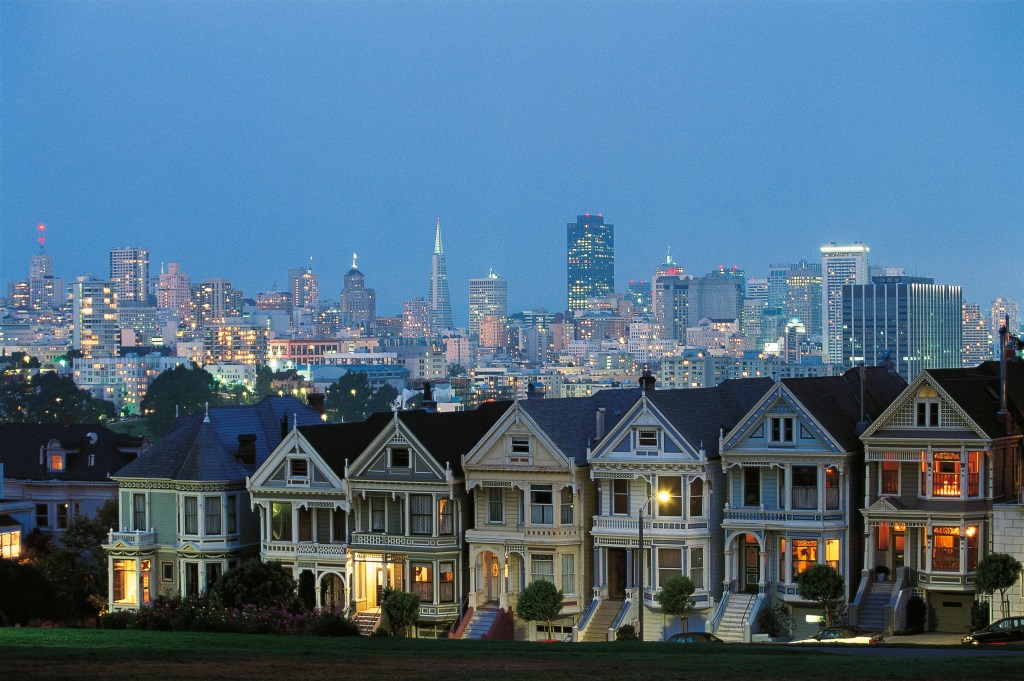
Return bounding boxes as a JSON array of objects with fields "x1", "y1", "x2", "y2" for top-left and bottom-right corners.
[
  {"x1": 962, "y1": 617, "x2": 1024, "y2": 645},
  {"x1": 666, "y1": 632, "x2": 724, "y2": 643}
]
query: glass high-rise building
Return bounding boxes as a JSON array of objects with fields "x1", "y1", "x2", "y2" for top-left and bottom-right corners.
[
  {"x1": 842, "y1": 275, "x2": 962, "y2": 382},
  {"x1": 821, "y1": 243, "x2": 869, "y2": 364},
  {"x1": 340, "y1": 254, "x2": 377, "y2": 334},
  {"x1": 567, "y1": 213, "x2": 614, "y2": 312}
]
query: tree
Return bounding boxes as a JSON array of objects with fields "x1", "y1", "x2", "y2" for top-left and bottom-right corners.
[
  {"x1": 253, "y1": 365, "x2": 274, "y2": 400},
  {"x1": 210, "y1": 558, "x2": 301, "y2": 611},
  {"x1": 140, "y1": 364, "x2": 218, "y2": 438},
  {"x1": 515, "y1": 579, "x2": 564, "y2": 640},
  {"x1": 381, "y1": 587, "x2": 420, "y2": 637},
  {"x1": 0, "y1": 371, "x2": 115, "y2": 424},
  {"x1": 55, "y1": 499, "x2": 119, "y2": 615},
  {"x1": 796, "y1": 563, "x2": 844, "y2": 627},
  {"x1": 975, "y1": 552, "x2": 1023, "y2": 619},
  {"x1": 655, "y1": 575, "x2": 696, "y2": 634},
  {"x1": 324, "y1": 372, "x2": 398, "y2": 423},
  {"x1": 0, "y1": 557, "x2": 53, "y2": 625}
]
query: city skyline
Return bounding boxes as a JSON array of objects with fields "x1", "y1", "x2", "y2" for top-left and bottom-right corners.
[{"x1": 2, "y1": 2, "x2": 1022, "y2": 319}]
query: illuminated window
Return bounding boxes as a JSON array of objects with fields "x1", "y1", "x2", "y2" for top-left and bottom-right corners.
[
  {"x1": 0, "y1": 528, "x2": 21, "y2": 559},
  {"x1": 967, "y1": 526, "x2": 979, "y2": 571},
  {"x1": 931, "y1": 526, "x2": 960, "y2": 571},
  {"x1": 968, "y1": 452, "x2": 981, "y2": 497},
  {"x1": 792, "y1": 539, "x2": 817, "y2": 580},
  {"x1": 881, "y1": 461, "x2": 899, "y2": 495},
  {"x1": 439, "y1": 562, "x2": 455, "y2": 603},
  {"x1": 113, "y1": 559, "x2": 138, "y2": 604},
  {"x1": 825, "y1": 539, "x2": 840, "y2": 570},
  {"x1": 658, "y1": 476, "x2": 683, "y2": 517},
  {"x1": 438, "y1": 498, "x2": 454, "y2": 535},
  {"x1": 931, "y1": 454, "x2": 961, "y2": 497},
  {"x1": 49, "y1": 454, "x2": 64, "y2": 471},
  {"x1": 271, "y1": 502, "x2": 292, "y2": 541}
]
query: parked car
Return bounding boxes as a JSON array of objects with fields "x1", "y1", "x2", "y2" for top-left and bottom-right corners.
[
  {"x1": 961, "y1": 617, "x2": 1024, "y2": 645},
  {"x1": 792, "y1": 626, "x2": 883, "y2": 644},
  {"x1": 666, "y1": 632, "x2": 724, "y2": 644}
]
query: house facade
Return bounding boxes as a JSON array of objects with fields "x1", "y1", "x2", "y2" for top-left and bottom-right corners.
[
  {"x1": 462, "y1": 389, "x2": 640, "y2": 640},
  {"x1": 587, "y1": 379, "x2": 772, "y2": 642},
  {"x1": 103, "y1": 397, "x2": 321, "y2": 611},
  {"x1": 858, "y1": 361, "x2": 1023, "y2": 632},
  {"x1": 0, "y1": 423, "x2": 148, "y2": 557},
  {"x1": 719, "y1": 368, "x2": 905, "y2": 639},
  {"x1": 250, "y1": 403, "x2": 511, "y2": 636}
]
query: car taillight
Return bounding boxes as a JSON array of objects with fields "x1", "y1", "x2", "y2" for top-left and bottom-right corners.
[{"x1": 869, "y1": 636, "x2": 882, "y2": 644}]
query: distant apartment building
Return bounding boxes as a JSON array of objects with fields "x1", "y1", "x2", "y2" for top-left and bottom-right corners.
[
  {"x1": 990, "y1": 297, "x2": 1020, "y2": 357},
  {"x1": 71, "y1": 276, "x2": 119, "y2": 359},
  {"x1": 193, "y1": 278, "x2": 242, "y2": 327},
  {"x1": 202, "y1": 324, "x2": 268, "y2": 365},
  {"x1": 962, "y1": 303, "x2": 992, "y2": 368},
  {"x1": 401, "y1": 298, "x2": 431, "y2": 339},
  {"x1": 156, "y1": 262, "x2": 193, "y2": 326},
  {"x1": 110, "y1": 247, "x2": 150, "y2": 304}
]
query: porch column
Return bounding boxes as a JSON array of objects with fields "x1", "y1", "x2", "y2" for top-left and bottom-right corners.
[
  {"x1": 625, "y1": 550, "x2": 634, "y2": 589},
  {"x1": 783, "y1": 464, "x2": 792, "y2": 511},
  {"x1": 817, "y1": 466, "x2": 825, "y2": 511},
  {"x1": 723, "y1": 546, "x2": 733, "y2": 588},
  {"x1": 866, "y1": 524, "x2": 876, "y2": 572},
  {"x1": 759, "y1": 550, "x2": 768, "y2": 592},
  {"x1": 784, "y1": 540, "x2": 793, "y2": 584},
  {"x1": 432, "y1": 494, "x2": 438, "y2": 538},
  {"x1": 925, "y1": 445, "x2": 933, "y2": 498},
  {"x1": 959, "y1": 445, "x2": 967, "y2": 500},
  {"x1": 593, "y1": 546, "x2": 602, "y2": 589},
  {"x1": 291, "y1": 505, "x2": 299, "y2": 542},
  {"x1": 924, "y1": 522, "x2": 932, "y2": 572}
]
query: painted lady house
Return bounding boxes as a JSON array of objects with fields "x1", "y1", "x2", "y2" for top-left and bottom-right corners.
[
  {"x1": 856, "y1": 360, "x2": 1023, "y2": 633},
  {"x1": 250, "y1": 402, "x2": 511, "y2": 636},
  {"x1": 585, "y1": 374, "x2": 772, "y2": 642},
  {"x1": 718, "y1": 367, "x2": 905, "y2": 640},
  {"x1": 104, "y1": 397, "x2": 321, "y2": 611},
  {"x1": 460, "y1": 387, "x2": 641, "y2": 641}
]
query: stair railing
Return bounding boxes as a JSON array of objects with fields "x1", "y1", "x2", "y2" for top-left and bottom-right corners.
[
  {"x1": 710, "y1": 590, "x2": 731, "y2": 634},
  {"x1": 574, "y1": 596, "x2": 600, "y2": 642}
]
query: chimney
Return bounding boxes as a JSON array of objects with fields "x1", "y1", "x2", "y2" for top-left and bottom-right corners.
[
  {"x1": 237, "y1": 434, "x2": 257, "y2": 465},
  {"x1": 639, "y1": 366, "x2": 656, "y2": 391},
  {"x1": 307, "y1": 392, "x2": 325, "y2": 416},
  {"x1": 422, "y1": 381, "x2": 436, "y2": 413},
  {"x1": 280, "y1": 414, "x2": 288, "y2": 439},
  {"x1": 595, "y1": 407, "x2": 606, "y2": 441}
]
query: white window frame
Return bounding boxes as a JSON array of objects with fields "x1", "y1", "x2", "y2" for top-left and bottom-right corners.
[
  {"x1": 510, "y1": 436, "x2": 531, "y2": 464},
  {"x1": 768, "y1": 416, "x2": 795, "y2": 444},
  {"x1": 487, "y1": 488, "x2": 504, "y2": 524},
  {"x1": 636, "y1": 428, "x2": 660, "y2": 452}
]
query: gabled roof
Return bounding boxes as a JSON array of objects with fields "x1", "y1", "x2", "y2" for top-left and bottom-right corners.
[
  {"x1": 114, "y1": 396, "x2": 321, "y2": 483},
  {"x1": 924, "y1": 361, "x2": 1024, "y2": 439},
  {"x1": 780, "y1": 367, "x2": 907, "y2": 451},
  {"x1": 520, "y1": 389, "x2": 643, "y2": 464},
  {"x1": 647, "y1": 378, "x2": 775, "y2": 460},
  {"x1": 0, "y1": 423, "x2": 146, "y2": 483},
  {"x1": 298, "y1": 401, "x2": 513, "y2": 477}
]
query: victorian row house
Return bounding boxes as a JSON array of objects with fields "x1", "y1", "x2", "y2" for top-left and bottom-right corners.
[
  {"x1": 856, "y1": 360, "x2": 1024, "y2": 632},
  {"x1": 103, "y1": 397, "x2": 321, "y2": 611},
  {"x1": 248, "y1": 402, "x2": 511, "y2": 637},
  {"x1": 718, "y1": 367, "x2": 907, "y2": 639}
]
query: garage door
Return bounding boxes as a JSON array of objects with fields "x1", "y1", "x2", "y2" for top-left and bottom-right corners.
[{"x1": 932, "y1": 595, "x2": 972, "y2": 633}]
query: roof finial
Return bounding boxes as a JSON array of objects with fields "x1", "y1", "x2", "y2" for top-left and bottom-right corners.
[{"x1": 352, "y1": 252, "x2": 358, "y2": 269}]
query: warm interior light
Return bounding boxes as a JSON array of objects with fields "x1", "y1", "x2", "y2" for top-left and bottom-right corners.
[{"x1": 966, "y1": 526, "x2": 977, "y2": 538}]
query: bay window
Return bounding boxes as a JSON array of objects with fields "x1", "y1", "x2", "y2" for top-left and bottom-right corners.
[
  {"x1": 561, "y1": 554, "x2": 575, "y2": 596},
  {"x1": 184, "y1": 496, "x2": 198, "y2": 535},
  {"x1": 487, "y1": 487, "x2": 504, "y2": 523},
  {"x1": 271, "y1": 501, "x2": 291, "y2": 541},
  {"x1": 612, "y1": 479, "x2": 629, "y2": 515},
  {"x1": 689, "y1": 478, "x2": 704, "y2": 517},
  {"x1": 792, "y1": 466, "x2": 817, "y2": 510},
  {"x1": 438, "y1": 498, "x2": 454, "y2": 535},
  {"x1": 690, "y1": 547, "x2": 704, "y2": 589},
  {"x1": 657, "y1": 548, "x2": 682, "y2": 587},
  {"x1": 825, "y1": 467, "x2": 840, "y2": 509},
  {"x1": 881, "y1": 461, "x2": 899, "y2": 495},
  {"x1": 411, "y1": 495, "x2": 432, "y2": 535},
  {"x1": 931, "y1": 526, "x2": 960, "y2": 571},
  {"x1": 659, "y1": 476, "x2": 683, "y2": 517},
  {"x1": 792, "y1": 539, "x2": 817, "y2": 580},
  {"x1": 530, "y1": 485, "x2": 553, "y2": 525},
  {"x1": 560, "y1": 487, "x2": 574, "y2": 525},
  {"x1": 439, "y1": 562, "x2": 455, "y2": 602},
  {"x1": 412, "y1": 563, "x2": 433, "y2": 602},
  {"x1": 531, "y1": 554, "x2": 554, "y2": 583},
  {"x1": 205, "y1": 496, "x2": 222, "y2": 535}
]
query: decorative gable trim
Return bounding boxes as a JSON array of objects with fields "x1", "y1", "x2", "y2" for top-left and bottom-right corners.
[
  {"x1": 861, "y1": 372, "x2": 988, "y2": 439},
  {"x1": 346, "y1": 419, "x2": 448, "y2": 481},
  {"x1": 590, "y1": 394, "x2": 699, "y2": 462},
  {"x1": 723, "y1": 385, "x2": 842, "y2": 453},
  {"x1": 248, "y1": 430, "x2": 345, "y2": 492}
]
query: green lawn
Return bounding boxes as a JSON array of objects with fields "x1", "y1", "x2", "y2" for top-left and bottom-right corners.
[{"x1": 1, "y1": 629, "x2": 1022, "y2": 680}]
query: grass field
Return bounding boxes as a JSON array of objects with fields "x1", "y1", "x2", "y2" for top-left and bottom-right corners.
[{"x1": 1, "y1": 629, "x2": 1023, "y2": 680}]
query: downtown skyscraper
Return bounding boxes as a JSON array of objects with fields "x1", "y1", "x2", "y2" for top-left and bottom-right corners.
[
  {"x1": 821, "y1": 242, "x2": 869, "y2": 364},
  {"x1": 567, "y1": 213, "x2": 614, "y2": 312},
  {"x1": 468, "y1": 270, "x2": 508, "y2": 339},
  {"x1": 429, "y1": 217, "x2": 453, "y2": 332}
]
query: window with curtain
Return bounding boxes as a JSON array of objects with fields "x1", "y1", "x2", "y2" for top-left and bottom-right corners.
[
  {"x1": 657, "y1": 548, "x2": 682, "y2": 587},
  {"x1": 438, "y1": 498, "x2": 454, "y2": 535},
  {"x1": 205, "y1": 496, "x2": 222, "y2": 535},
  {"x1": 184, "y1": 496, "x2": 198, "y2": 535},
  {"x1": 531, "y1": 485, "x2": 553, "y2": 525},
  {"x1": 560, "y1": 487, "x2": 574, "y2": 525},
  {"x1": 411, "y1": 495, "x2": 432, "y2": 535},
  {"x1": 689, "y1": 547, "x2": 704, "y2": 589},
  {"x1": 411, "y1": 563, "x2": 433, "y2": 602},
  {"x1": 132, "y1": 493, "x2": 146, "y2": 531},
  {"x1": 439, "y1": 562, "x2": 455, "y2": 602},
  {"x1": 531, "y1": 554, "x2": 554, "y2": 583},
  {"x1": 487, "y1": 487, "x2": 504, "y2": 523},
  {"x1": 561, "y1": 554, "x2": 575, "y2": 595}
]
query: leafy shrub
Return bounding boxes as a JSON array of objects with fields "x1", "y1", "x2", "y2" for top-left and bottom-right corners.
[
  {"x1": 211, "y1": 559, "x2": 302, "y2": 611},
  {"x1": 615, "y1": 624, "x2": 638, "y2": 641},
  {"x1": 381, "y1": 587, "x2": 421, "y2": 637},
  {"x1": 758, "y1": 603, "x2": 794, "y2": 638},
  {"x1": 98, "y1": 610, "x2": 135, "y2": 630},
  {"x1": 906, "y1": 595, "x2": 927, "y2": 632},
  {"x1": 308, "y1": 609, "x2": 361, "y2": 637}
]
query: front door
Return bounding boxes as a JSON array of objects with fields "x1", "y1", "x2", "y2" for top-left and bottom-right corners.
[
  {"x1": 742, "y1": 534, "x2": 760, "y2": 594},
  {"x1": 483, "y1": 552, "x2": 500, "y2": 604},
  {"x1": 608, "y1": 548, "x2": 627, "y2": 599}
]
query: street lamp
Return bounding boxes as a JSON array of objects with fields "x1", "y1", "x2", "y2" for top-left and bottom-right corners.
[{"x1": 638, "y1": 485, "x2": 670, "y2": 642}]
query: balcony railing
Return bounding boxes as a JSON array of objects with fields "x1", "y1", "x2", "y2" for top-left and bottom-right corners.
[
  {"x1": 262, "y1": 540, "x2": 347, "y2": 558},
  {"x1": 350, "y1": 532, "x2": 459, "y2": 549},
  {"x1": 591, "y1": 517, "x2": 689, "y2": 533},
  {"x1": 106, "y1": 530, "x2": 157, "y2": 547}
]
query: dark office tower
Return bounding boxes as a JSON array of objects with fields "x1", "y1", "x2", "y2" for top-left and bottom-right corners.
[
  {"x1": 842, "y1": 275, "x2": 962, "y2": 382},
  {"x1": 567, "y1": 213, "x2": 614, "y2": 312},
  {"x1": 429, "y1": 217, "x2": 453, "y2": 332},
  {"x1": 340, "y1": 253, "x2": 377, "y2": 334}
]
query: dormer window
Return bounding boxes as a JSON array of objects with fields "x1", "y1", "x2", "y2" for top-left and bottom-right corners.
[
  {"x1": 49, "y1": 454, "x2": 65, "y2": 471},
  {"x1": 637, "y1": 428, "x2": 659, "y2": 452},
  {"x1": 389, "y1": 448, "x2": 410, "y2": 468},
  {"x1": 915, "y1": 386, "x2": 940, "y2": 427},
  {"x1": 769, "y1": 416, "x2": 795, "y2": 444},
  {"x1": 510, "y1": 437, "x2": 531, "y2": 464}
]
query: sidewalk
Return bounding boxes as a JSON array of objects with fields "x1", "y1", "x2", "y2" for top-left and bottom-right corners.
[{"x1": 886, "y1": 632, "x2": 964, "y2": 645}]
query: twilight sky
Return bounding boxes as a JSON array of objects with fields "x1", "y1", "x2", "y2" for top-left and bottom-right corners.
[{"x1": 2, "y1": 1, "x2": 1022, "y2": 324}]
